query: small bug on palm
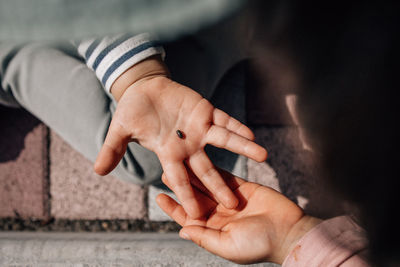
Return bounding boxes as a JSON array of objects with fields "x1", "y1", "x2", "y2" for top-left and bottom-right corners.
[{"x1": 176, "y1": 130, "x2": 184, "y2": 139}]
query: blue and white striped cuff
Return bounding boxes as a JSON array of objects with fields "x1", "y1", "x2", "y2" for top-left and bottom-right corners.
[{"x1": 78, "y1": 33, "x2": 165, "y2": 92}]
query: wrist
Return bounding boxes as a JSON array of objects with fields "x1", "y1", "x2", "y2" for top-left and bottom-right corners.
[
  {"x1": 110, "y1": 55, "x2": 169, "y2": 101},
  {"x1": 275, "y1": 215, "x2": 322, "y2": 264}
]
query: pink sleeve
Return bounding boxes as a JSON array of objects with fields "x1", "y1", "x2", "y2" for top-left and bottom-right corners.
[{"x1": 282, "y1": 216, "x2": 370, "y2": 267}]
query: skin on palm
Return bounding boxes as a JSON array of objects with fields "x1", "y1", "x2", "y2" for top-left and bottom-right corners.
[
  {"x1": 156, "y1": 169, "x2": 317, "y2": 265},
  {"x1": 94, "y1": 58, "x2": 268, "y2": 219}
]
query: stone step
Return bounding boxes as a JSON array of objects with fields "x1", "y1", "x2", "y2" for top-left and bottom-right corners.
[{"x1": 0, "y1": 232, "x2": 279, "y2": 267}]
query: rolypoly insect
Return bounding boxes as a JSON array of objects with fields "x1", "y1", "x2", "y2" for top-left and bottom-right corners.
[{"x1": 176, "y1": 130, "x2": 184, "y2": 139}]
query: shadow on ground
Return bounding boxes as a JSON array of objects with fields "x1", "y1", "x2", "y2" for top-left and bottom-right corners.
[
  {"x1": 253, "y1": 126, "x2": 357, "y2": 219},
  {"x1": 0, "y1": 106, "x2": 41, "y2": 162}
]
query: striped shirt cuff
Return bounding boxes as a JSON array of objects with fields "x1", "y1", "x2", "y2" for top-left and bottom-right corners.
[{"x1": 77, "y1": 33, "x2": 165, "y2": 92}]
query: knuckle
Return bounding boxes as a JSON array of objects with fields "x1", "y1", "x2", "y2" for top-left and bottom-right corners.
[
  {"x1": 237, "y1": 123, "x2": 246, "y2": 133},
  {"x1": 222, "y1": 114, "x2": 230, "y2": 127},
  {"x1": 201, "y1": 167, "x2": 219, "y2": 181},
  {"x1": 213, "y1": 128, "x2": 229, "y2": 147},
  {"x1": 198, "y1": 238, "x2": 205, "y2": 249},
  {"x1": 231, "y1": 119, "x2": 241, "y2": 130},
  {"x1": 214, "y1": 183, "x2": 229, "y2": 195},
  {"x1": 161, "y1": 174, "x2": 168, "y2": 184},
  {"x1": 171, "y1": 205, "x2": 181, "y2": 218},
  {"x1": 223, "y1": 131, "x2": 233, "y2": 147},
  {"x1": 171, "y1": 176, "x2": 189, "y2": 189}
]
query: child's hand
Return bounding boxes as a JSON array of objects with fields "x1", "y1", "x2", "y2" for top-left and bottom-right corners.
[
  {"x1": 157, "y1": 168, "x2": 322, "y2": 265},
  {"x1": 94, "y1": 56, "x2": 268, "y2": 218}
]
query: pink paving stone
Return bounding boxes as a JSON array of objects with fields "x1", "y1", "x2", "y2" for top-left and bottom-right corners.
[
  {"x1": 0, "y1": 107, "x2": 49, "y2": 219},
  {"x1": 50, "y1": 131, "x2": 146, "y2": 220}
]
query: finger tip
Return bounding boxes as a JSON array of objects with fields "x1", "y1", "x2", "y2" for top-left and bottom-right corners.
[
  {"x1": 179, "y1": 229, "x2": 191, "y2": 241},
  {"x1": 262, "y1": 148, "x2": 268, "y2": 161},
  {"x1": 224, "y1": 197, "x2": 239, "y2": 209},
  {"x1": 156, "y1": 193, "x2": 174, "y2": 205},
  {"x1": 255, "y1": 147, "x2": 268, "y2": 162},
  {"x1": 247, "y1": 130, "x2": 255, "y2": 141},
  {"x1": 93, "y1": 152, "x2": 114, "y2": 175},
  {"x1": 155, "y1": 194, "x2": 163, "y2": 204},
  {"x1": 93, "y1": 163, "x2": 108, "y2": 176},
  {"x1": 241, "y1": 127, "x2": 255, "y2": 140}
]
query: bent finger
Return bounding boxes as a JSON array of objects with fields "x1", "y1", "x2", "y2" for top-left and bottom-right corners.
[
  {"x1": 94, "y1": 122, "x2": 130, "y2": 175},
  {"x1": 156, "y1": 193, "x2": 187, "y2": 226}
]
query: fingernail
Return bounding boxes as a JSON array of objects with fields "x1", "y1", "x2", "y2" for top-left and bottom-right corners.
[{"x1": 180, "y1": 231, "x2": 191, "y2": 241}]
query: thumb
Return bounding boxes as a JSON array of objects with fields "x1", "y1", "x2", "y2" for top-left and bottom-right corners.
[
  {"x1": 180, "y1": 226, "x2": 229, "y2": 257},
  {"x1": 94, "y1": 122, "x2": 130, "y2": 175}
]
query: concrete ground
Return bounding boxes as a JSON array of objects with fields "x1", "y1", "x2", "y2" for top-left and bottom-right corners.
[{"x1": 0, "y1": 232, "x2": 279, "y2": 266}]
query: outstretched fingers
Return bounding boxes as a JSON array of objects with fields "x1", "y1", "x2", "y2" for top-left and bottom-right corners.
[
  {"x1": 206, "y1": 125, "x2": 267, "y2": 162},
  {"x1": 213, "y1": 108, "x2": 255, "y2": 140},
  {"x1": 94, "y1": 121, "x2": 131, "y2": 175}
]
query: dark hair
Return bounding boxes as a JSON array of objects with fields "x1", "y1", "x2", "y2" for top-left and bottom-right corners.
[{"x1": 251, "y1": 1, "x2": 400, "y2": 265}]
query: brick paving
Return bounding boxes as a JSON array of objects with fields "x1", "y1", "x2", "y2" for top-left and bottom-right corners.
[
  {"x1": 50, "y1": 131, "x2": 146, "y2": 220},
  {"x1": 0, "y1": 106, "x2": 354, "y2": 225}
]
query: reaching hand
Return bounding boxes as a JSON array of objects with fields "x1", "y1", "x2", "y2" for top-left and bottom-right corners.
[
  {"x1": 157, "y1": 168, "x2": 321, "y2": 265},
  {"x1": 94, "y1": 62, "x2": 267, "y2": 218}
]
